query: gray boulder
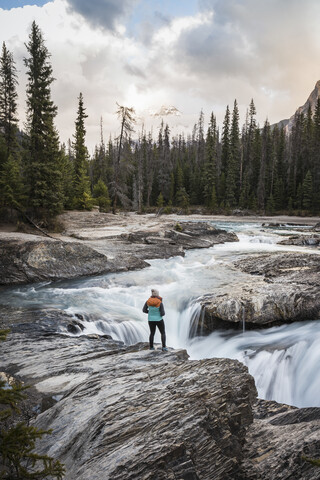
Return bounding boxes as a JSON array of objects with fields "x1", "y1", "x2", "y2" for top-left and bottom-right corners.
[
  {"x1": 197, "y1": 253, "x2": 320, "y2": 331},
  {"x1": 125, "y1": 222, "x2": 239, "y2": 251},
  {"x1": 167, "y1": 221, "x2": 239, "y2": 248},
  {"x1": 313, "y1": 222, "x2": 320, "y2": 232},
  {"x1": 278, "y1": 234, "x2": 320, "y2": 246},
  {"x1": 0, "y1": 238, "x2": 148, "y2": 285}
]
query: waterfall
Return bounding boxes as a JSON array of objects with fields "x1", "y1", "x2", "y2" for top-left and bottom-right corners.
[
  {"x1": 187, "y1": 303, "x2": 204, "y2": 339},
  {"x1": 187, "y1": 320, "x2": 320, "y2": 408},
  {"x1": 1, "y1": 220, "x2": 320, "y2": 408},
  {"x1": 62, "y1": 314, "x2": 148, "y2": 345}
]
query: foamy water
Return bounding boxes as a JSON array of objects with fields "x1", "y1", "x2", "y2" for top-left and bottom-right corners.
[{"x1": 1, "y1": 221, "x2": 319, "y2": 407}]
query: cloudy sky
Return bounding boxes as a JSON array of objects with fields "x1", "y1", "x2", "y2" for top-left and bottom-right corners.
[{"x1": 1, "y1": 0, "x2": 320, "y2": 151}]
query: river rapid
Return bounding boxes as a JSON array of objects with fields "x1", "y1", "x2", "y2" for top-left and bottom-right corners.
[{"x1": 1, "y1": 221, "x2": 320, "y2": 408}]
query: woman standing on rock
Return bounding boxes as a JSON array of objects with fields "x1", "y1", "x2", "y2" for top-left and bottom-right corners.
[{"x1": 143, "y1": 288, "x2": 167, "y2": 351}]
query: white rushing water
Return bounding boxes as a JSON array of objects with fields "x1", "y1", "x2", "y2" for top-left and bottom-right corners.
[{"x1": 1, "y1": 221, "x2": 320, "y2": 408}]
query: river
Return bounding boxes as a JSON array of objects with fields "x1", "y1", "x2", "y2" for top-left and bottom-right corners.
[{"x1": 1, "y1": 221, "x2": 320, "y2": 408}]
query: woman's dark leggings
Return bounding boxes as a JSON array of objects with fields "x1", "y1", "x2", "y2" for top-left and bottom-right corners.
[{"x1": 148, "y1": 320, "x2": 166, "y2": 348}]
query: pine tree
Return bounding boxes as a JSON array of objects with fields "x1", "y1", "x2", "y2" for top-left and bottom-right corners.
[
  {"x1": 289, "y1": 112, "x2": 304, "y2": 201},
  {"x1": 157, "y1": 122, "x2": 171, "y2": 202},
  {"x1": 203, "y1": 112, "x2": 218, "y2": 207},
  {"x1": 156, "y1": 192, "x2": 164, "y2": 208},
  {"x1": 302, "y1": 103, "x2": 313, "y2": 176},
  {"x1": 196, "y1": 110, "x2": 205, "y2": 165},
  {"x1": 312, "y1": 98, "x2": 320, "y2": 211},
  {"x1": 142, "y1": 131, "x2": 155, "y2": 208},
  {"x1": 257, "y1": 120, "x2": 272, "y2": 211},
  {"x1": 24, "y1": 21, "x2": 63, "y2": 218},
  {"x1": 0, "y1": 154, "x2": 24, "y2": 209},
  {"x1": 226, "y1": 100, "x2": 241, "y2": 207},
  {"x1": 169, "y1": 171, "x2": 175, "y2": 205},
  {"x1": 302, "y1": 170, "x2": 313, "y2": 211},
  {"x1": 239, "y1": 173, "x2": 250, "y2": 209},
  {"x1": 134, "y1": 129, "x2": 146, "y2": 213},
  {"x1": 268, "y1": 125, "x2": 278, "y2": 198},
  {"x1": 93, "y1": 178, "x2": 110, "y2": 212},
  {"x1": 295, "y1": 183, "x2": 303, "y2": 210},
  {"x1": 266, "y1": 193, "x2": 275, "y2": 214},
  {"x1": 175, "y1": 186, "x2": 189, "y2": 211},
  {"x1": 189, "y1": 166, "x2": 202, "y2": 205},
  {"x1": 72, "y1": 92, "x2": 93, "y2": 209},
  {"x1": 0, "y1": 42, "x2": 18, "y2": 156},
  {"x1": 0, "y1": 43, "x2": 23, "y2": 216},
  {"x1": 175, "y1": 164, "x2": 189, "y2": 210},
  {"x1": 59, "y1": 142, "x2": 74, "y2": 209},
  {"x1": 209, "y1": 185, "x2": 218, "y2": 213},
  {"x1": 220, "y1": 105, "x2": 230, "y2": 205},
  {"x1": 273, "y1": 177, "x2": 284, "y2": 211},
  {"x1": 241, "y1": 99, "x2": 258, "y2": 204},
  {"x1": 221, "y1": 106, "x2": 230, "y2": 175}
]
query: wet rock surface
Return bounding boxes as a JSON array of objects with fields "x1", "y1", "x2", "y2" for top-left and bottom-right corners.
[
  {"x1": 198, "y1": 253, "x2": 320, "y2": 331},
  {"x1": 0, "y1": 237, "x2": 148, "y2": 285},
  {"x1": 278, "y1": 234, "x2": 320, "y2": 246},
  {"x1": 240, "y1": 399, "x2": 320, "y2": 480},
  {"x1": 1, "y1": 311, "x2": 256, "y2": 480}
]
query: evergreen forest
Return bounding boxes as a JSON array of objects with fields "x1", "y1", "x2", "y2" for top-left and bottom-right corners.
[{"x1": 1, "y1": 22, "x2": 320, "y2": 226}]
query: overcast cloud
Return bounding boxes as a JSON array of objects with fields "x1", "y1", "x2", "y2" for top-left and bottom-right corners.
[
  {"x1": 1, "y1": 0, "x2": 320, "y2": 151},
  {"x1": 65, "y1": 0, "x2": 138, "y2": 31}
]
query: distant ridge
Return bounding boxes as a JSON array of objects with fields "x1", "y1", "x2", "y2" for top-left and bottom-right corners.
[
  {"x1": 273, "y1": 80, "x2": 320, "y2": 132},
  {"x1": 149, "y1": 105, "x2": 181, "y2": 117}
]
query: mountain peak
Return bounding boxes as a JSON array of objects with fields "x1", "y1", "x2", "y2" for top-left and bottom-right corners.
[
  {"x1": 149, "y1": 105, "x2": 181, "y2": 117},
  {"x1": 280, "y1": 81, "x2": 320, "y2": 133}
]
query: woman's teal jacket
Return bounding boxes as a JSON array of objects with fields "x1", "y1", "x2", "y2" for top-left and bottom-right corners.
[{"x1": 143, "y1": 296, "x2": 165, "y2": 322}]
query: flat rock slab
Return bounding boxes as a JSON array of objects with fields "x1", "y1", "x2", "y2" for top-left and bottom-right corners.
[{"x1": 198, "y1": 253, "x2": 320, "y2": 330}]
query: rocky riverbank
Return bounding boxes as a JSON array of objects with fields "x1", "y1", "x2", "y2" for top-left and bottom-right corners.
[
  {"x1": 1, "y1": 310, "x2": 320, "y2": 480},
  {"x1": 0, "y1": 213, "x2": 238, "y2": 285}
]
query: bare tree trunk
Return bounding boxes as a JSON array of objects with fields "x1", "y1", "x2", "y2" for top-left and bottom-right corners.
[
  {"x1": 113, "y1": 118, "x2": 125, "y2": 214},
  {"x1": 113, "y1": 104, "x2": 136, "y2": 214}
]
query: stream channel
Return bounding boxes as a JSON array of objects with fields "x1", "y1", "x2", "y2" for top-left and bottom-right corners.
[{"x1": 1, "y1": 221, "x2": 320, "y2": 409}]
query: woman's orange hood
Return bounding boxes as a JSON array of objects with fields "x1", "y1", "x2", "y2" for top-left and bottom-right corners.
[{"x1": 147, "y1": 296, "x2": 162, "y2": 308}]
